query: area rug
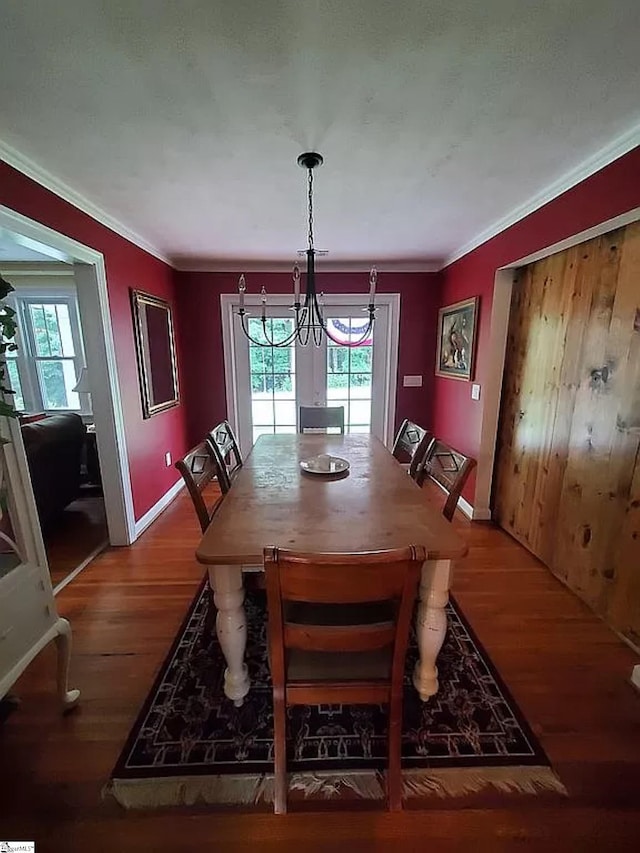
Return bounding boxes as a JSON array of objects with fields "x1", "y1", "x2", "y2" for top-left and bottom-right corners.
[{"x1": 107, "y1": 582, "x2": 566, "y2": 808}]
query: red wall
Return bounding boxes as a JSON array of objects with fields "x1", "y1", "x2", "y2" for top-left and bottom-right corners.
[
  {"x1": 0, "y1": 161, "x2": 189, "y2": 520},
  {"x1": 434, "y1": 145, "x2": 640, "y2": 503},
  {"x1": 175, "y1": 270, "x2": 442, "y2": 446}
]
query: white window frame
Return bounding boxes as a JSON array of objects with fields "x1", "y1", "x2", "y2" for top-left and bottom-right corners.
[
  {"x1": 221, "y1": 292, "x2": 400, "y2": 455},
  {"x1": 5, "y1": 282, "x2": 90, "y2": 416}
]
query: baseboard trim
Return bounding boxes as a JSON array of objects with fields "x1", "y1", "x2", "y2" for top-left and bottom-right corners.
[{"x1": 134, "y1": 479, "x2": 185, "y2": 539}]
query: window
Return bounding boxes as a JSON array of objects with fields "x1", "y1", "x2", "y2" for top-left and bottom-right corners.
[
  {"x1": 248, "y1": 318, "x2": 297, "y2": 444},
  {"x1": 4, "y1": 291, "x2": 89, "y2": 414}
]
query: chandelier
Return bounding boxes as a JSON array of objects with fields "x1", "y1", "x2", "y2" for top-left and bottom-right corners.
[{"x1": 235, "y1": 152, "x2": 377, "y2": 348}]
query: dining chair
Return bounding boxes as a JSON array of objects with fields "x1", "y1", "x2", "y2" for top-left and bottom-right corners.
[
  {"x1": 207, "y1": 420, "x2": 243, "y2": 494},
  {"x1": 298, "y1": 405, "x2": 345, "y2": 434},
  {"x1": 417, "y1": 439, "x2": 476, "y2": 521},
  {"x1": 391, "y1": 419, "x2": 434, "y2": 481},
  {"x1": 175, "y1": 441, "x2": 222, "y2": 533},
  {"x1": 264, "y1": 544, "x2": 425, "y2": 813}
]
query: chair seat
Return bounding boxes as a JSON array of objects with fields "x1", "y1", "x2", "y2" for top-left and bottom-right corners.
[{"x1": 286, "y1": 646, "x2": 393, "y2": 682}]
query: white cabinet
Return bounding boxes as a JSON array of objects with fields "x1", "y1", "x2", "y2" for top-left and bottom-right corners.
[{"x1": 0, "y1": 415, "x2": 79, "y2": 711}]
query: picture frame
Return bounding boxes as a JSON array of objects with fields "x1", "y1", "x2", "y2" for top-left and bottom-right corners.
[
  {"x1": 435, "y1": 296, "x2": 479, "y2": 381},
  {"x1": 131, "y1": 289, "x2": 180, "y2": 418}
]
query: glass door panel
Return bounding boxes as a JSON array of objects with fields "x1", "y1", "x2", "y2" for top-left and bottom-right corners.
[
  {"x1": 325, "y1": 319, "x2": 374, "y2": 434},
  {"x1": 247, "y1": 317, "x2": 297, "y2": 444},
  {"x1": 229, "y1": 296, "x2": 396, "y2": 453}
]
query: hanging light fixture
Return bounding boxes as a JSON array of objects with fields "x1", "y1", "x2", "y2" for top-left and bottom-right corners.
[{"x1": 235, "y1": 152, "x2": 377, "y2": 348}]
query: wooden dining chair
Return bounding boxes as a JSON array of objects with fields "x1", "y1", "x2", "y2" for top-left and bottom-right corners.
[
  {"x1": 391, "y1": 419, "x2": 434, "y2": 481},
  {"x1": 298, "y1": 405, "x2": 345, "y2": 434},
  {"x1": 207, "y1": 420, "x2": 243, "y2": 494},
  {"x1": 264, "y1": 544, "x2": 425, "y2": 813},
  {"x1": 175, "y1": 441, "x2": 222, "y2": 533},
  {"x1": 417, "y1": 439, "x2": 476, "y2": 521}
]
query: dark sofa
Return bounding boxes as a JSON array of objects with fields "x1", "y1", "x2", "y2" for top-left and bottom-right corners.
[{"x1": 21, "y1": 413, "x2": 86, "y2": 528}]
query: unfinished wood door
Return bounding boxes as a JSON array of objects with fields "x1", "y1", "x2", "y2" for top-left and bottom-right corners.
[{"x1": 494, "y1": 222, "x2": 640, "y2": 647}]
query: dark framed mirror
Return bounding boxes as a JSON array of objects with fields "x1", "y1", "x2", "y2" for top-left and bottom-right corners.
[{"x1": 131, "y1": 290, "x2": 179, "y2": 418}]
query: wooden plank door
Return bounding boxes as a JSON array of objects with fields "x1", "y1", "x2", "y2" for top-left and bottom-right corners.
[{"x1": 493, "y1": 221, "x2": 640, "y2": 647}]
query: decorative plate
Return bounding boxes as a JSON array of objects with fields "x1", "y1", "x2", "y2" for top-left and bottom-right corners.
[{"x1": 299, "y1": 454, "x2": 350, "y2": 476}]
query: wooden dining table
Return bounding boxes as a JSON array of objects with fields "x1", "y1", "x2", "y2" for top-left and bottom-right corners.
[{"x1": 196, "y1": 433, "x2": 468, "y2": 706}]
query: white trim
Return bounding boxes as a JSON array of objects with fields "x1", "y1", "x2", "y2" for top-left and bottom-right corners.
[
  {"x1": 0, "y1": 139, "x2": 170, "y2": 265},
  {"x1": 457, "y1": 495, "x2": 475, "y2": 520},
  {"x1": 444, "y1": 122, "x2": 640, "y2": 267},
  {"x1": 0, "y1": 205, "x2": 136, "y2": 545},
  {"x1": 134, "y1": 478, "x2": 185, "y2": 538},
  {"x1": 52, "y1": 539, "x2": 109, "y2": 596},
  {"x1": 173, "y1": 259, "x2": 442, "y2": 273}
]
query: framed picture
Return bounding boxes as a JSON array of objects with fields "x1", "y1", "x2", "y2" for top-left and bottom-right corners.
[{"x1": 435, "y1": 296, "x2": 479, "y2": 381}]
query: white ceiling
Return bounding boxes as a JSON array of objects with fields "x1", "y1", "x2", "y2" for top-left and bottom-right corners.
[{"x1": 0, "y1": 0, "x2": 639, "y2": 267}]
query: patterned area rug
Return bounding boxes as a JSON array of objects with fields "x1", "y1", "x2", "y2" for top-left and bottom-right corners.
[{"x1": 108, "y1": 582, "x2": 565, "y2": 808}]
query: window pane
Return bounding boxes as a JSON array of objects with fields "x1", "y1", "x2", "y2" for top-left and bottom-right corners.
[
  {"x1": 349, "y1": 374, "x2": 372, "y2": 398},
  {"x1": 36, "y1": 360, "x2": 80, "y2": 410},
  {"x1": 274, "y1": 399, "x2": 296, "y2": 425},
  {"x1": 55, "y1": 304, "x2": 75, "y2": 356},
  {"x1": 350, "y1": 346, "x2": 372, "y2": 373},
  {"x1": 5, "y1": 360, "x2": 24, "y2": 410},
  {"x1": 30, "y1": 305, "x2": 52, "y2": 356},
  {"x1": 327, "y1": 373, "x2": 349, "y2": 392},
  {"x1": 327, "y1": 347, "x2": 349, "y2": 373},
  {"x1": 349, "y1": 399, "x2": 371, "y2": 425}
]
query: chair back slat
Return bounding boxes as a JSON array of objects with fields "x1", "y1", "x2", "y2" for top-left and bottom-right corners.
[
  {"x1": 299, "y1": 405, "x2": 345, "y2": 434},
  {"x1": 271, "y1": 549, "x2": 419, "y2": 603},
  {"x1": 392, "y1": 419, "x2": 434, "y2": 480},
  {"x1": 175, "y1": 441, "x2": 220, "y2": 532},
  {"x1": 284, "y1": 622, "x2": 396, "y2": 653},
  {"x1": 207, "y1": 420, "x2": 243, "y2": 494},
  {"x1": 420, "y1": 439, "x2": 476, "y2": 521}
]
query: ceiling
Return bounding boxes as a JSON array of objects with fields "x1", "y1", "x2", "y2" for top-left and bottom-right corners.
[{"x1": 0, "y1": 0, "x2": 639, "y2": 268}]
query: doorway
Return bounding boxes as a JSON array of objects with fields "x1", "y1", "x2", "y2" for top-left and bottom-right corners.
[
  {"x1": 221, "y1": 293, "x2": 400, "y2": 454},
  {"x1": 0, "y1": 205, "x2": 136, "y2": 596}
]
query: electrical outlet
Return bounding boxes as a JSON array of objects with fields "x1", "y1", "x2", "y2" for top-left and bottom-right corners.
[
  {"x1": 471, "y1": 383, "x2": 481, "y2": 401},
  {"x1": 165, "y1": 451, "x2": 172, "y2": 467}
]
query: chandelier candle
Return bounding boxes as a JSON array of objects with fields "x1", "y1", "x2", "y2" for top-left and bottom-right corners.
[{"x1": 235, "y1": 152, "x2": 378, "y2": 348}]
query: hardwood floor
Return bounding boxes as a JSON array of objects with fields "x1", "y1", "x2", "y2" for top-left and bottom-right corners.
[
  {"x1": 1, "y1": 484, "x2": 639, "y2": 851},
  {"x1": 45, "y1": 494, "x2": 108, "y2": 589}
]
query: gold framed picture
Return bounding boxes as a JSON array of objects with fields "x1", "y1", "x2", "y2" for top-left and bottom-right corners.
[{"x1": 435, "y1": 296, "x2": 479, "y2": 381}]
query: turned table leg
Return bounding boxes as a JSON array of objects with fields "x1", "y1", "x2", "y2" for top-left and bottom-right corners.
[
  {"x1": 208, "y1": 565, "x2": 250, "y2": 707},
  {"x1": 412, "y1": 559, "x2": 452, "y2": 701},
  {"x1": 54, "y1": 618, "x2": 80, "y2": 711}
]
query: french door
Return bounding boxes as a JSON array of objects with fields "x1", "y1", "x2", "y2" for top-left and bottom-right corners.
[{"x1": 222, "y1": 294, "x2": 399, "y2": 455}]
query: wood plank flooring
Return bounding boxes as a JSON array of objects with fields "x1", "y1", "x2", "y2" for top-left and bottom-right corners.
[
  {"x1": 45, "y1": 494, "x2": 108, "y2": 589},
  {"x1": 1, "y1": 485, "x2": 639, "y2": 852}
]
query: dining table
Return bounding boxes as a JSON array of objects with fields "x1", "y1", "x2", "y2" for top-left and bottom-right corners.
[{"x1": 196, "y1": 433, "x2": 468, "y2": 706}]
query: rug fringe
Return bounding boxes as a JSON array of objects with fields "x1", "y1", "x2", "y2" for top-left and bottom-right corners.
[
  {"x1": 106, "y1": 766, "x2": 566, "y2": 809},
  {"x1": 104, "y1": 775, "x2": 269, "y2": 809},
  {"x1": 403, "y1": 765, "x2": 568, "y2": 798}
]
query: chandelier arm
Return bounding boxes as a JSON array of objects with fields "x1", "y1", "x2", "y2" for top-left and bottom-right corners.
[{"x1": 239, "y1": 312, "x2": 298, "y2": 348}]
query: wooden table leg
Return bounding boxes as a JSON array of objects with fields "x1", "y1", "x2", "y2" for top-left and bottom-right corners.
[
  {"x1": 412, "y1": 559, "x2": 452, "y2": 701},
  {"x1": 208, "y1": 565, "x2": 250, "y2": 707}
]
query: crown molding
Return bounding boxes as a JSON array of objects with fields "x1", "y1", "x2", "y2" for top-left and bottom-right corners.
[
  {"x1": 443, "y1": 122, "x2": 640, "y2": 268},
  {"x1": 0, "y1": 139, "x2": 171, "y2": 265},
  {"x1": 172, "y1": 258, "x2": 443, "y2": 273}
]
